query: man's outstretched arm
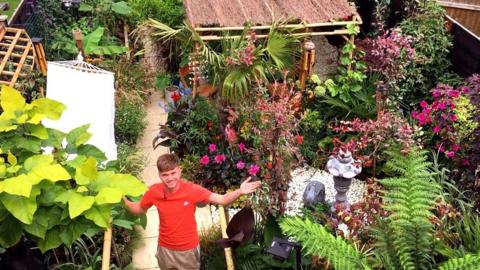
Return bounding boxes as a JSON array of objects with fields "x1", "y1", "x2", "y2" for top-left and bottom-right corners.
[
  {"x1": 123, "y1": 197, "x2": 149, "y2": 215},
  {"x1": 208, "y1": 177, "x2": 261, "y2": 206}
]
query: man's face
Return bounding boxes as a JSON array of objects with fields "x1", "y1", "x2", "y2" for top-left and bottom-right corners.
[{"x1": 159, "y1": 166, "x2": 182, "y2": 190}]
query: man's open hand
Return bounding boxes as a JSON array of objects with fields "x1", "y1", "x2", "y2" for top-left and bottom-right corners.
[{"x1": 239, "y1": 177, "x2": 261, "y2": 195}]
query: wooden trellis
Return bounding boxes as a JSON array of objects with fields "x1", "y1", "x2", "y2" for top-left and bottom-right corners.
[{"x1": 0, "y1": 24, "x2": 36, "y2": 87}]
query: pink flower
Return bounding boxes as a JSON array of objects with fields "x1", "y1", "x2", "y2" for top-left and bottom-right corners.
[
  {"x1": 411, "y1": 111, "x2": 418, "y2": 118},
  {"x1": 433, "y1": 125, "x2": 441, "y2": 134},
  {"x1": 420, "y1": 100, "x2": 428, "y2": 108},
  {"x1": 214, "y1": 154, "x2": 226, "y2": 164},
  {"x1": 451, "y1": 144, "x2": 459, "y2": 152},
  {"x1": 236, "y1": 161, "x2": 245, "y2": 169},
  {"x1": 446, "y1": 151, "x2": 455, "y2": 158},
  {"x1": 449, "y1": 114, "x2": 457, "y2": 122},
  {"x1": 200, "y1": 155, "x2": 210, "y2": 165},
  {"x1": 248, "y1": 164, "x2": 259, "y2": 176},
  {"x1": 208, "y1": 144, "x2": 217, "y2": 152},
  {"x1": 448, "y1": 90, "x2": 460, "y2": 98},
  {"x1": 238, "y1": 143, "x2": 246, "y2": 153},
  {"x1": 432, "y1": 89, "x2": 441, "y2": 98},
  {"x1": 416, "y1": 113, "x2": 426, "y2": 125},
  {"x1": 437, "y1": 102, "x2": 446, "y2": 110},
  {"x1": 450, "y1": 103, "x2": 456, "y2": 109}
]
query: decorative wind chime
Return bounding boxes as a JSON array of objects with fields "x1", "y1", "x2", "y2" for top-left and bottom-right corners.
[
  {"x1": 188, "y1": 43, "x2": 208, "y2": 97},
  {"x1": 299, "y1": 40, "x2": 316, "y2": 90}
]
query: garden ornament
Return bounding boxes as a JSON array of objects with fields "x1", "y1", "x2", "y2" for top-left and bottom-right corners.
[
  {"x1": 326, "y1": 149, "x2": 361, "y2": 210},
  {"x1": 216, "y1": 207, "x2": 255, "y2": 249},
  {"x1": 302, "y1": 181, "x2": 325, "y2": 207}
]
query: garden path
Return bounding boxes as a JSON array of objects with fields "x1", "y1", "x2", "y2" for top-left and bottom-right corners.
[{"x1": 132, "y1": 91, "x2": 214, "y2": 270}]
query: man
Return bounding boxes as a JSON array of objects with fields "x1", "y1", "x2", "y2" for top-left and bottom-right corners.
[{"x1": 123, "y1": 153, "x2": 261, "y2": 270}]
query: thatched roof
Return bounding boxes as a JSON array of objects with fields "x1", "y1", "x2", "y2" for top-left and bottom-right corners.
[{"x1": 183, "y1": 0, "x2": 358, "y2": 27}]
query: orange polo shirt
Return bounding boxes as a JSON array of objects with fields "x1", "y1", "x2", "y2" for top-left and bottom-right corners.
[{"x1": 140, "y1": 181, "x2": 212, "y2": 251}]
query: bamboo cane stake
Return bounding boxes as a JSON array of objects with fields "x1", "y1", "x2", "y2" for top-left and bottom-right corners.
[
  {"x1": 101, "y1": 221, "x2": 113, "y2": 270},
  {"x1": 219, "y1": 205, "x2": 235, "y2": 270}
]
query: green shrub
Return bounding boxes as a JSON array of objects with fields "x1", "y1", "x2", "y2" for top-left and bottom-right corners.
[
  {"x1": 128, "y1": 0, "x2": 184, "y2": 26},
  {"x1": 117, "y1": 143, "x2": 146, "y2": 177},
  {"x1": 115, "y1": 100, "x2": 147, "y2": 145},
  {"x1": 397, "y1": 1, "x2": 453, "y2": 107}
]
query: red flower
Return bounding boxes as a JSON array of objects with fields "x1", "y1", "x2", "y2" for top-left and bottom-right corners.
[
  {"x1": 266, "y1": 162, "x2": 273, "y2": 170},
  {"x1": 171, "y1": 91, "x2": 181, "y2": 102},
  {"x1": 294, "y1": 135, "x2": 304, "y2": 145}
]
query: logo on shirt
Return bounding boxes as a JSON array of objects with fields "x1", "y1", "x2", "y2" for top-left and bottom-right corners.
[{"x1": 183, "y1": 201, "x2": 189, "y2": 206}]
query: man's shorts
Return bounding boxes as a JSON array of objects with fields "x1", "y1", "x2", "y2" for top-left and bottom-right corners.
[{"x1": 155, "y1": 245, "x2": 201, "y2": 270}]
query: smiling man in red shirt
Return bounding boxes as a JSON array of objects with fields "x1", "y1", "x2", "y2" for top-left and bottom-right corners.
[{"x1": 123, "y1": 153, "x2": 261, "y2": 270}]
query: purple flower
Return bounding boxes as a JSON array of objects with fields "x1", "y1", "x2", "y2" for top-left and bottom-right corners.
[
  {"x1": 248, "y1": 164, "x2": 259, "y2": 176},
  {"x1": 208, "y1": 144, "x2": 217, "y2": 152},
  {"x1": 238, "y1": 143, "x2": 246, "y2": 153},
  {"x1": 214, "y1": 154, "x2": 226, "y2": 164},
  {"x1": 200, "y1": 155, "x2": 210, "y2": 165},
  {"x1": 236, "y1": 161, "x2": 245, "y2": 169}
]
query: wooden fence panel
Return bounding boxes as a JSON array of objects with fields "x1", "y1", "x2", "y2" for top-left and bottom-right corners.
[{"x1": 439, "y1": 0, "x2": 480, "y2": 37}]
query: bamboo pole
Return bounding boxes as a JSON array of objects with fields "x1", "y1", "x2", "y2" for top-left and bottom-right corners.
[
  {"x1": 219, "y1": 205, "x2": 235, "y2": 270},
  {"x1": 101, "y1": 221, "x2": 113, "y2": 270},
  {"x1": 199, "y1": 29, "x2": 352, "y2": 41},
  {"x1": 123, "y1": 21, "x2": 130, "y2": 60},
  {"x1": 194, "y1": 20, "x2": 362, "y2": 32}
]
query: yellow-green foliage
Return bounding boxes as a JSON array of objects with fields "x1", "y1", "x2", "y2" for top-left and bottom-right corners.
[
  {"x1": 439, "y1": 253, "x2": 480, "y2": 270},
  {"x1": 453, "y1": 96, "x2": 478, "y2": 141},
  {"x1": 0, "y1": 86, "x2": 146, "y2": 252}
]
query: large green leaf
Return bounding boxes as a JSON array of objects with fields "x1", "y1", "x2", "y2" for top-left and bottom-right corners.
[
  {"x1": 0, "y1": 215, "x2": 23, "y2": 247},
  {"x1": 30, "y1": 97, "x2": 66, "y2": 121},
  {"x1": 66, "y1": 124, "x2": 92, "y2": 147},
  {"x1": 23, "y1": 208, "x2": 50, "y2": 239},
  {"x1": 90, "y1": 172, "x2": 146, "y2": 196},
  {"x1": 25, "y1": 124, "x2": 48, "y2": 139},
  {"x1": 38, "y1": 226, "x2": 63, "y2": 253},
  {"x1": 95, "y1": 187, "x2": 122, "y2": 204},
  {"x1": 24, "y1": 154, "x2": 54, "y2": 171},
  {"x1": 111, "y1": 1, "x2": 132, "y2": 16},
  {"x1": 0, "y1": 86, "x2": 25, "y2": 113},
  {"x1": 31, "y1": 164, "x2": 71, "y2": 183},
  {"x1": 68, "y1": 193, "x2": 95, "y2": 218},
  {"x1": 2, "y1": 174, "x2": 33, "y2": 197},
  {"x1": 77, "y1": 145, "x2": 107, "y2": 162},
  {"x1": 0, "y1": 193, "x2": 37, "y2": 224},
  {"x1": 84, "y1": 205, "x2": 111, "y2": 228},
  {"x1": 75, "y1": 157, "x2": 98, "y2": 185},
  {"x1": 59, "y1": 219, "x2": 91, "y2": 247}
]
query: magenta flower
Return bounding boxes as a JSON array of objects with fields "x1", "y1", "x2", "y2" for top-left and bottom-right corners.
[
  {"x1": 449, "y1": 114, "x2": 457, "y2": 122},
  {"x1": 248, "y1": 164, "x2": 259, "y2": 176},
  {"x1": 451, "y1": 144, "x2": 459, "y2": 152},
  {"x1": 236, "y1": 161, "x2": 245, "y2": 169},
  {"x1": 448, "y1": 90, "x2": 460, "y2": 98},
  {"x1": 450, "y1": 103, "x2": 456, "y2": 109},
  {"x1": 238, "y1": 143, "x2": 246, "y2": 153},
  {"x1": 416, "y1": 113, "x2": 426, "y2": 125},
  {"x1": 420, "y1": 100, "x2": 428, "y2": 108},
  {"x1": 446, "y1": 151, "x2": 455, "y2": 158},
  {"x1": 437, "y1": 102, "x2": 446, "y2": 110},
  {"x1": 433, "y1": 125, "x2": 441, "y2": 134},
  {"x1": 214, "y1": 154, "x2": 226, "y2": 164},
  {"x1": 432, "y1": 89, "x2": 441, "y2": 98},
  {"x1": 208, "y1": 144, "x2": 217, "y2": 152},
  {"x1": 200, "y1": 155, "x2": 210, "y2": 165}
]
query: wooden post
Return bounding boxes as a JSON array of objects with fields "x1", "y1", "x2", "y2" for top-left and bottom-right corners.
[
  {"x1": 101, "y1": 222, "x2": 113, "y2": 270},
  {"x1": 123, "y1": 20, "x2": 130, "y2": 60},
  {"x1": 219, "y1": 205, "x2": 235, "y2": 270},
  {"x1": 71, "y1": 28, "x2": 85, "y2": 57},
  {"x1": 32, "y1": 37, "x2": 47, "y2": 76},
  {"x1": 299, "y1": 40, "x2": 315, "y2": 90}
]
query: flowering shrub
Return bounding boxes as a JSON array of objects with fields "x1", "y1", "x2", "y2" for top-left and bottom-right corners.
[
  {"x1": 195, "y1": 143, "x2": 256, "y2": 192},
  {"x1": 331, "y1": 111, "x2": 415, "y2": 167},
  {"x1": 238, "y1": 88, "x2": 302, "y2": 215},
  {"x1": 357, "y1": 30, "x2": 416, "y2": 88},
  {"x1": 412, "y1": 83, "x2": 477, "y2": 160}
]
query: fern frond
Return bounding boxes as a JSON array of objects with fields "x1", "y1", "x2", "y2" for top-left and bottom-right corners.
[
  {"x1": 280, "y1": 217, "x2": 370, "y2": 270},
  {"x1": 376, "y1": 147, "x2": 441, "y2": 270},
  {"x1": 438, "y1": 253, "x2": 480, "y2": 270}
]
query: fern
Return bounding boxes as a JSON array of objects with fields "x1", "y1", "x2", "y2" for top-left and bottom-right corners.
[
  {"x1": 280, "y1": 217, "x2": 370, "y2": 270},
  {"x1": 438, "y1": 253, "x2": 480, "y2": 270},
  {"x1": 378, "y1": 148, "x2": 441, "y2": 270}
]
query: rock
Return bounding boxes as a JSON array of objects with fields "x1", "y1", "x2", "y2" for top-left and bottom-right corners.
[{"x1": 303, "y1": 181, "x2": 325, "y2": 207}]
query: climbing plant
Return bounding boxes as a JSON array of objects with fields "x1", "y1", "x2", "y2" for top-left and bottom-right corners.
[{"x1": 0, "y1": 86, "x2": 146, "y2": 252}]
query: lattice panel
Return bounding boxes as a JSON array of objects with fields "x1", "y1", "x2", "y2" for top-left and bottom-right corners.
[{"x1": 0, "y1": 25, "x2": 35, "y2": 87}]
